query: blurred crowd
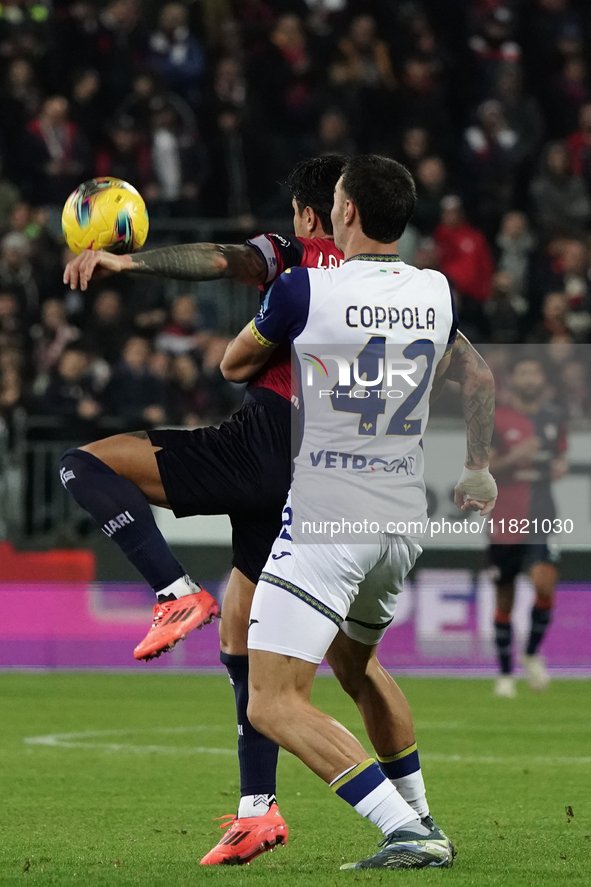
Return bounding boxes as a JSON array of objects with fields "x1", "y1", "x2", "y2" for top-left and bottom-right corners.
[{"x1": 2, "y1": 0, "x2": 591, "y2": 434}]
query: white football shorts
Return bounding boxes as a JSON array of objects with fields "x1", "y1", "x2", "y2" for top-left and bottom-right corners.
[{"x1": 247, "y1": 499, "x2": 422, "y2": 664}]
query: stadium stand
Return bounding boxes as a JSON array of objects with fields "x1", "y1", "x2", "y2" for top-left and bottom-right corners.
[{"x1": 1, "y1": 0, "x2": 591, "y2": 542}]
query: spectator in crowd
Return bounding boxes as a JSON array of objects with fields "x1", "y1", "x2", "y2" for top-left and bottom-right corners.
[
  {"x1": 84, "y1": 289, "x2": 132, "y2": 367},
  {"x1": 434, "y1": 195, "x2": 495, "y2": 339},
  {"x1": 0, "y1": 358, "x2": 22, "y2": 421},
  {"x1": 211, "y1": 56, "x2": 247, "y2": 115},
  {"x1": 413, "y1": 157, "x2": 449, "y2": 235},
  {"x1": 104, "y1": 336, "x2": 166, "y2": 427},
  {"x1": 95, "y1": 119, "x2": 152, "y2": 190},
  {"x1": 69, "y1": 68, "x2": 104, "y2": 147},
  {"x1": 303, "y1": 109, "x2": 356, "y2": 158},
  {"x1": 463, "y1": 99, "x2": 525, "y2": 236},
  {"x1": 0, "y1": 58, "x2": 42, "y2": 145},
  {"x1": 552, "y1": 239, "x2": 591, "y2": 309},
  {"x1": 396, "y1": 57, "x2": 448, "y2": 146},
  {"x1": 566, "y1": 102, "x2": 591, "y2": 187},
  {"x1": 116, "y1": 70, "x2": 196, "y2": 139},
  {"x1": 146, "y1": 104, "x2": 206, "y2": 206},
  {"x1": 494, "y1": 65, "x2": 544, "y2": 162},
  {"x1": 166, "y1": 354, "x2": 210, "y2": 426},
  {"x1": 551, "y1": 55, "x2": 590, "y2": 138},
  {"x1": 329, "y1": 14, "x2": 396, "y2": 150},
  {"x1": 0, "y1": 156, "x2": 20, "y2": 234},
  {"x1": 413, "y1": 236, "x2": 439, "y2": 272},
  {"x1": 397, "y1": 126, "x2": 432, "y2": 177},
  {"x1": 262, "y1": 13, "x2": 317, "y2": 139},
  {"x1": 155, "y1": 294, "x2": 205, "y2": 356},
  {"x1": 530, "y1": 140, "x2": 591, "y2": 238},
  {"x1": 528, "y1": 291, "x2": 574, "y2": 344},
  {"x1": 0, "y1": 232, "x2": 38, "y2": 319},
  {"x1": 149, "y1": 2, "x2": 205, "y2": 108},
  {"x1": 50, "y1": 2, "x2": 101, "y2": 87},
  {"x1": 200, "y1": 106, "x2": 260, "y2": 222},
  {"x1": 30, "y1": 344, "x2": 102, "y2": 422},
  {"x1": 23, "y1": 95, "x2": 91, "y2": 206},
  {"x1": 559, "y1": 359, "x2": 590, "y2": 420},
  {"x1": 0, "y1": 291, "x2": 26, "y2": 351},
  {"x1": 96, "y1": 0, "x2": 146, "y2": 103},
  {"x1": 483, "y1": 271, "x2": 528, "y2": 344},
  {"x1": 30, "y1": 298, "x2": 80, "y2": 386},
  {"x1": 495, "y1": 211, "x2": 536, "y2": 294},
  {"x1": 468, "y1": 5, "x2": 521, "y2": 102}
]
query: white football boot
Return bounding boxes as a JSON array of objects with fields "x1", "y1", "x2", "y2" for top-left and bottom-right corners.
[
  {"x1": 494, "y1": 675, "x2": 517, "y2": 698},
  {"x1": 521, "y1": 654, "x2": 550, "y2": 692}
]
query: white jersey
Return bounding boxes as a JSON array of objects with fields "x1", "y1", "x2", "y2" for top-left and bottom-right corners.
[{"x1": 252, "y1": 254, "x2": 457, "y2": 539}]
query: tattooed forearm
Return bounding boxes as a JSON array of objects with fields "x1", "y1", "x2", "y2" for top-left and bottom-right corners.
[
  {"x1": 130, "y1": 243, "x2": 267, "y2": 286},
  {"x1": 448, "y1": 332, "x2": 496, "y2": 469}
]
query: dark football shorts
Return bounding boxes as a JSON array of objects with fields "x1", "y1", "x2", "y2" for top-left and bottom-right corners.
[
  {"x1": 148, "y1": 389, "x2": 294, "y2": 585},
  {"x1": 488, "y1": 542, "x2": 560, "y2": 584}
]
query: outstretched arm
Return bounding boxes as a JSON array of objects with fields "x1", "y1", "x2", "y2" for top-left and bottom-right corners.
[{"x1": 64, "y1": 243, "x2": 267, "y2": 291}]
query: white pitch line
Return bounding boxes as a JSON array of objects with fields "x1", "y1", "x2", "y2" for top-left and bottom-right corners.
[
  {"x1": 414, "y1": 721, "x2": 591, "y2": 734},
  {"x1": 421, "y1": 753, "x2": 591, "y2": 765},
  {"x1": 23, "y1": 728, "x2": 591, "y2": 765},
  {"x1": 24, "y1": 726, "x2": 234, "y2": 755}
]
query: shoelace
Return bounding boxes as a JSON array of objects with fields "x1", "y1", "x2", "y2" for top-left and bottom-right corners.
[
  {"x1": 151, "y1": 602, "x2": 174, "y2": 627},
  {"x1": 214, "y1": 814, "x2": 239, "y2": 831}
]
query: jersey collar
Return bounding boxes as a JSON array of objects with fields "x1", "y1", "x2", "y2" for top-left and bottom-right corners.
[{"x1": 345, "y1": 253, "x2": 402, "y2": 263}]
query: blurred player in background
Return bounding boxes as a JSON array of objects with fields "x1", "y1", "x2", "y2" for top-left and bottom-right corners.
[
  {"x1": 488, "y1": 357, "x2": 568, "y2": 698},
  {"x1": 63, "y1": 156, "x2": 447, "y2": 866}
]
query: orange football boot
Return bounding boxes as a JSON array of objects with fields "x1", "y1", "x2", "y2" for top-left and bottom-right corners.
[
  {"x1": 200, "y1": 803, "x2": 289, "y2": 866},
  {"x1": 133, "y1": 587, "x2": 219, "y2": 661}
]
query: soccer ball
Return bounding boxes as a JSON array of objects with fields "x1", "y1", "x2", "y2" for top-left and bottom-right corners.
[{"x1": 62, "y1": 177, "x2": 149, "y2": 255}]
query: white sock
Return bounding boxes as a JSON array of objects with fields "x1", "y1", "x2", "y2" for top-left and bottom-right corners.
[
  {"x1": 157, "y1": 575, "x2": 201, "y2": 601},
  {"x1": 392, "y1": 770, "x2": 429, "y2": 819},
  {"x1": 237, "y1": 794, "x2": 275, "y2": 818},
  {"x1": 353, "y1": 780, "x2": 427, "y2": 838}
]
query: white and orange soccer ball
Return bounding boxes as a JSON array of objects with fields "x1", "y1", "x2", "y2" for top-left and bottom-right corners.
[{"x1": 62, "y1": 176, "x2": 149, "y2": 255}]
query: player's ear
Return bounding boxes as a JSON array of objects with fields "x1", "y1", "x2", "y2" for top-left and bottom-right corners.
[
  {"x1": 344, "y1": 199, "x2": 355, "y2": 228},
  {"x1": 305, "y1": 205, "x2": 315, "y2": 233}
]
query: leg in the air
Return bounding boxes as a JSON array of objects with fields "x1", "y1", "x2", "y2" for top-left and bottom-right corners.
[{"x1": 60, "y1": 433, "x2": 219, "y2": 660}]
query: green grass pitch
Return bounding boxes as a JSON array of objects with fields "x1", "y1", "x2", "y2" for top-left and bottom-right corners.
[{"x1": 1, "y1": 672, "x2": 590, "y2": 886}]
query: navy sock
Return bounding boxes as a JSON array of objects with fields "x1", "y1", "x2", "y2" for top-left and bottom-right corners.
[
  {"x1": 526, "y1": 605, "x2": 552, "y2": 655},
  {"x1": 494, "y1": 619, "x2": 513, "y2": 675},
  {"x1": 60, "y1": 448, "x2": 185, "y2": 593},
  {"x1": 220, "y1": 651, "x2": 279, "y2": 797}
]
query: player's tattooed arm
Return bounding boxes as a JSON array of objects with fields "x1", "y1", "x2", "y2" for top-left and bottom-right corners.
[
  {"x1": 130, "y1": 243, "x2": 267, "y2": 286},
  {"x1": 446, "y1": 331, "x2": 496, "y2": 469},
  {"x1": 64, "y1": 243, "x2": 267, "y2": 290}
]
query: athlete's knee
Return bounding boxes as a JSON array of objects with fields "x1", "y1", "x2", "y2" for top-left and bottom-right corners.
[{"x1": 80, "y1": 435, "x2": 125, "y2": 473}]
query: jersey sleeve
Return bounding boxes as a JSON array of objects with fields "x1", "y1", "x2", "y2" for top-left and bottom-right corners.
[
  {"x1": 251, "y1": 267, "x2": 311, "y2": 346},
  {"x1": 246, "y1": 232, "x2": 305, "y2": 284}
]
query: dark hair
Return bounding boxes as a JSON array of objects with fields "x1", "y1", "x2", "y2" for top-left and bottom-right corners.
[
  {"x1": 287, "y1": 155, "x2": 347, "y2": 235},
  {"x1": 341, "y1": 155, "x2": 417, "y2": 242}
]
